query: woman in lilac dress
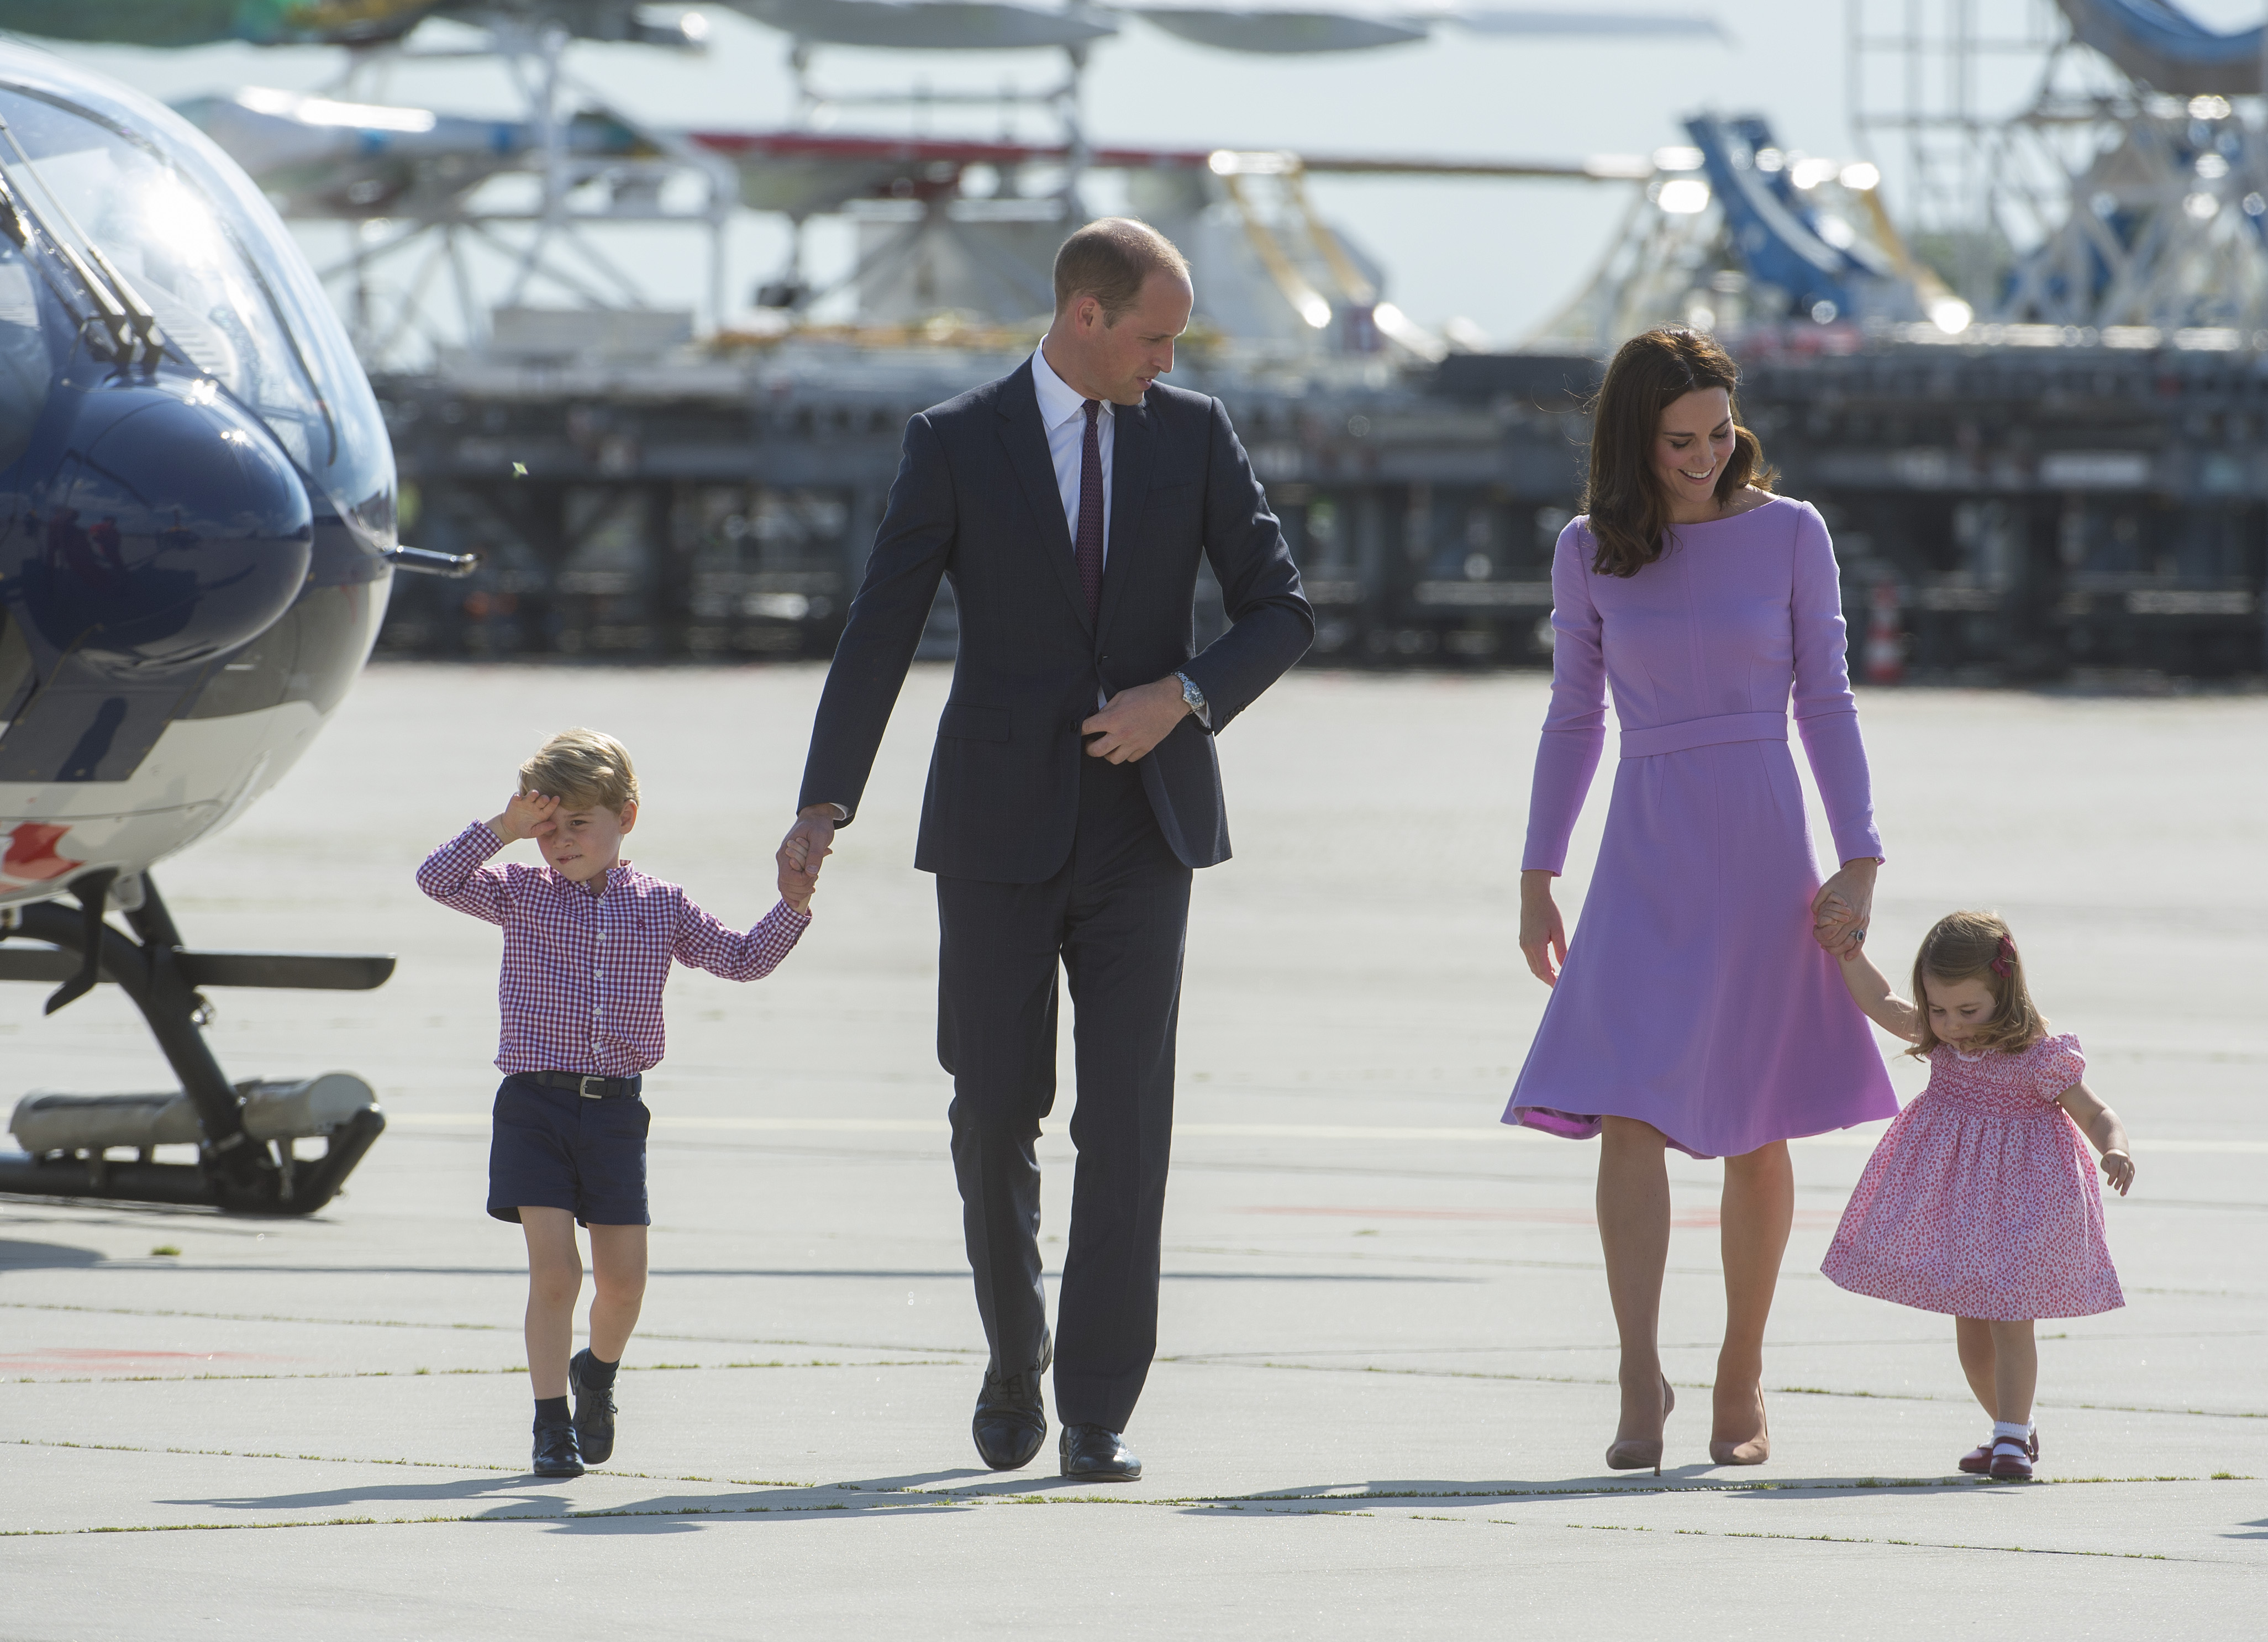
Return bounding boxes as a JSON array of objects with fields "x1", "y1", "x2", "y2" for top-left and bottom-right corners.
[{"x1": 1509, "y1": 329, "x2": 1894, "y2": 1472}]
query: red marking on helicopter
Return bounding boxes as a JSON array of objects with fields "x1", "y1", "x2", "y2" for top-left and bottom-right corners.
[{"x1": 1, "y1": 822, "x2": 81, "y2": 883}]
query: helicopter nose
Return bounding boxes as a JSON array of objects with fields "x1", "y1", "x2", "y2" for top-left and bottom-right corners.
[{"x1": 19, "y1": 381, "x2": 313, "y2": 674}]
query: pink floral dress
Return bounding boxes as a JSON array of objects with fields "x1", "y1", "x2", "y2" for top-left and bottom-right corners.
[{"x1": 1821, "y1": 1034, "x2": 2123, "y2": 1321}]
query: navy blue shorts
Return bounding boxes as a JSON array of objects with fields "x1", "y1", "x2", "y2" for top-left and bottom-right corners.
[{"x1": 486, "y1": 1075, "x2": 651, "y2": 1228}]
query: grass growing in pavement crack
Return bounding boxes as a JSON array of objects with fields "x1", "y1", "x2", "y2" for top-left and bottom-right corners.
[
  {"x1": 1171, "y1": 1359, "x2": 2267, "y2": 1421},
  {"x1": 18, "y1": 1438, "x2": 2234, "y2": 1507},
  {"x1": 7, "y1": 1437, "x2": 804, "y2": 1489},
  {"x1": 9, "y1": 1299, "x2": 2252, "y2": 1419},
  {"x1": 1, "y1": 1509, "x2": 2216, "y2": 1552},
  {"x1": 0, "y1": 1300, "x2": 983, "y2": 1359},
  {"x1": 9, "y1": 1359, "x2": 957, "y2": 1385}
]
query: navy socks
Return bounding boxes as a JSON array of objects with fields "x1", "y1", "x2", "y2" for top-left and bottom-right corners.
[{"x1": 536, "y1": 1351, "x2": 618, "y2": 1426}]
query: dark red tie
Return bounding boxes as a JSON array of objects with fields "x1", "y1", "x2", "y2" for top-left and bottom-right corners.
[{"x1": 1075, "y1": 398, "x2": 1104, "y2": 622}]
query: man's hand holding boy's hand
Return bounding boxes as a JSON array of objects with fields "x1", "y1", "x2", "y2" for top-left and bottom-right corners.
[
  {"x1": 776, "y1": 806, "x2": 834, "y2": 911},
  {"x1": 778, "y1": 834, "x2": 818, "y2": 915},
  {"x1": 488, "y1": 790, "x2": 559, "y2": 845}
]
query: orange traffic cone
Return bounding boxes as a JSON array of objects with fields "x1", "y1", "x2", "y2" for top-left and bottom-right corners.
[{"x1": 1864, "y1": 580, "x2": 1905, "y2": 685}]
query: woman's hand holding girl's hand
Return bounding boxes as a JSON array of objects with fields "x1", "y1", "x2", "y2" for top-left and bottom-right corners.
[
  {"x1": 2099, "y1": 1150, "x2": 2135, "y2": 1196},
  {"x1": 1810, "y1": 858, "x2": 1878, "y2": 959},
  {"x1": 1519, "y1": 870, "x2": 1567, "y2": 988}
]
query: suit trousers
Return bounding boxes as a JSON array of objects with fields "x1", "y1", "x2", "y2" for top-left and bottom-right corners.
[{"x1": 935, "y1": 753, "x2": 1193, "y2": 1432}]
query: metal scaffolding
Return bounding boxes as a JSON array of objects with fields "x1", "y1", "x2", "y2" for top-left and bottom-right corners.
[{"x1": 1846, "y1": 0, "x2": 2268, "y2": 332}]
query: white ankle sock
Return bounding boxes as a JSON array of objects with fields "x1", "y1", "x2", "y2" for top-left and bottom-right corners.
[{"x1": 1992, "y1": 1420, "x2": 2029, "y2": 1446}]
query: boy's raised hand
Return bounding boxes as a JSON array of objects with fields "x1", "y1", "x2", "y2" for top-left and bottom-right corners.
[{"x1": 489, "y1": 790, "x2": 560, "y2": 844}]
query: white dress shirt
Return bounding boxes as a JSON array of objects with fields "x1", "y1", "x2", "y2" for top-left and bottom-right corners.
[
  {"x1": 804, "y1": 345, "x2": 1192, "y2": 823},
  {"x1": 1027, "y1": 343, "x2": 1210, "y2": 729},
  {"x1": 1031, "y1": 343, "x2": 1111, "y2": 562}
]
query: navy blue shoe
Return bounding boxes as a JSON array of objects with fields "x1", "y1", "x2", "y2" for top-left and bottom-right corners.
[
  {"x1": 533, "y1": 1418, "x2": 583, "y2": 1479},
  {"x1": 569, "y1": 1349, "x2": 617, "y2": 1466}
]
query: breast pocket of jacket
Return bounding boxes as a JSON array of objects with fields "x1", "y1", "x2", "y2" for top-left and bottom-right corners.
[{"x1": 938, "y1": 702, "x2": 1010, "y2": 743}]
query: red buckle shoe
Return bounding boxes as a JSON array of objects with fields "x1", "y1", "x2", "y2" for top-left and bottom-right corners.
[
  {"x1": 1957, "y1": 1442, "x2": 1993, "y2": 1475},
  {"x1": 1987, "y1": 1437, "x2": 2034, "y2": 1481}
]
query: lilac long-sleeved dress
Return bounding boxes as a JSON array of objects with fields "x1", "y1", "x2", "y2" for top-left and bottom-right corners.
[{"x1": 1503, "y1": 497, "x2": 1896, "y2": 1160}]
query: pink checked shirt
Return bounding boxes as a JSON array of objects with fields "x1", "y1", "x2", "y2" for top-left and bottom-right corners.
[{"x1": 416, "y1": 822, "x2": 811, "y2": 1077}]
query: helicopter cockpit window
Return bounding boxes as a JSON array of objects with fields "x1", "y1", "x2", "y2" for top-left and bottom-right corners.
[
  {"x1": 0, "y1": 241, "x2": 49, "y2": 471},
  {"x1": 0, "y1": 87, "x2": 328, "y2": 476}
]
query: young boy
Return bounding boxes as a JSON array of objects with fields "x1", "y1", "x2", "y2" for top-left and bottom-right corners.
[{"x1": 417, "y1": 727, "x2": 816, "y2": 1478}]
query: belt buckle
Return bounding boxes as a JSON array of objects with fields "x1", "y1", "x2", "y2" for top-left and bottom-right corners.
[{"x1": 578, "y1": 1076, "x2": 605, "y2": 1100}]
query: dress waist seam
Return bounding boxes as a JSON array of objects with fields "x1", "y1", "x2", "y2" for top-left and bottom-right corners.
[{"x1": 1618, "y1": 711, "x2": 1789, "y2": 760}]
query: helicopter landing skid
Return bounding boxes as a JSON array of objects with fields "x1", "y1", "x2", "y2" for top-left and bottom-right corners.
[{"x1": 0, "y1": 872, "x2": 394, "y2": 1215}]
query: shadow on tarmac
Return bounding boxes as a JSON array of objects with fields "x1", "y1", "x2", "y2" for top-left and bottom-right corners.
[
  {"x1": 1213, "y1": 1469, "x2": 2011, "y2": 1506},
  {"x1": 160, "y1": 1463, "x2": 2042, "y2": 1533},
  {"x1": 0, "y1": 1239, "x2": 105, "y2": 1270},
  {"x1": 168, "y1": 1469, "x2": 1004, "y2": 1525}
]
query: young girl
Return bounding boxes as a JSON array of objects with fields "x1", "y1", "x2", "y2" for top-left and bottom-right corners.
[{"x1": 1821, "y1": 910, "x2": 2134, "y2": 1481}]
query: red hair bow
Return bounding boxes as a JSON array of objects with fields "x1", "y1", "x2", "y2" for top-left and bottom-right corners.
[{"x1": 1990, "y1": 935, "x2": 2016, "y2": 977}]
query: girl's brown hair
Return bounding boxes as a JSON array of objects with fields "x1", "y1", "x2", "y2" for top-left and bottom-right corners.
[
  {"x1": 1907, "y1": 910, "x2": 2048, "y2": 1059},
  {"x1": 1581, "y1": 327, "x2": 1776, "y2": 578}
]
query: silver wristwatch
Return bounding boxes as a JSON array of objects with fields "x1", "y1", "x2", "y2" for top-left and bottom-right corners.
[{"x1": 1174, "y1": 671, "x2": 1211, "y2": 728}]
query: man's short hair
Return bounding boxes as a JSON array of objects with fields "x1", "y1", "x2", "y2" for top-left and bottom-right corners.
[
  {"x1": 1052, "y1": 218, "x2": 1190, "y2": 324},
  {"x1": 520, "y1": 727, "x2": 639, "y2": 814}
]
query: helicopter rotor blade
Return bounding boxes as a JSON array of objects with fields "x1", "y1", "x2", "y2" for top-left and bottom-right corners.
[{"x1": 722, "y1": 0, "x2": 1120, "y2": 50}]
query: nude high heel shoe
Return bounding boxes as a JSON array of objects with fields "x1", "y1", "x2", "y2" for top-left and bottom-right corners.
[
  {"x1": 1605, "y1": 1377, "x2": 1675, "y2": 1476},
  {"x1": 1708, "y1": 1385, "x2": 1771, "y2": 1467}
]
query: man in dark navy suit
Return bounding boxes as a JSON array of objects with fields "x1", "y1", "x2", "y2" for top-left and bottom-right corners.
[{"x1": 775, "y1": 219, "x2": 1312, "y2": 1481}]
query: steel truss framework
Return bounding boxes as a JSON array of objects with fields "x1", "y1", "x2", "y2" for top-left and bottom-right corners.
[
  {"x1": 1848, "y1": 0, "x2": 2268, "y2": 330},
  {"x1": 317, "y1": 19, "x2": 736, "y2": 364},
  {"x1": 1523, "y1": 182, "x2": 1730, "y2": 349},
  {"x1": 754, "y1": 31, "x2": 1092, "y2": 317}
]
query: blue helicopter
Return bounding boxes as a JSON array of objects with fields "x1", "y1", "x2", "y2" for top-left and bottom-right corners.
[{"x1": 0, "y1": 41, "x2": 467, "y2": 1215}]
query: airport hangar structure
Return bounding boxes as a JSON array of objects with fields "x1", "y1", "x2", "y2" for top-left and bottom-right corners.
[{"x1": 91, "y1": 0, "x2": 2268, "y2": 680}]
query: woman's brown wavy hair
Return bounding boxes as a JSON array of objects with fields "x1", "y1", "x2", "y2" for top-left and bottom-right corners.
[
  {"x1": 1581, "y1": 328, "x2": 1775, "y2": 578},
  {"x1": 1907, "y1": 909, "x2": 2049, "y2": 1060}
]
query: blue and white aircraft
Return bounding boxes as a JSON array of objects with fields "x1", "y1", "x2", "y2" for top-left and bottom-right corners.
[{"x1": 0, "y1": 42, "x2": 467, "y2": 1215}]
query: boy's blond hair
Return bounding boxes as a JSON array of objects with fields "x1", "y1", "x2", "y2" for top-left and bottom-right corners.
[{"x1": 519, "y1": 728, "x2": 639, "y2": 814}]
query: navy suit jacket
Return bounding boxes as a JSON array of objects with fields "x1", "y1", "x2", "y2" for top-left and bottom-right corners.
[{"x1": 798, "y1": 359, "x2": 1314, "y2": 881}]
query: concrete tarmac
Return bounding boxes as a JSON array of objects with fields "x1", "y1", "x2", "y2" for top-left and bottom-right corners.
[{"x1": 2, "y1": 663, "x2": 2261, "y2": 1640}]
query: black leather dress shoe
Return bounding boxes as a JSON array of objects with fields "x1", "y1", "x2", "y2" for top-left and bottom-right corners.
[
  {"x1": 972, "y1": 1334, "x2": 1051, "y2": 1471},
  {"x1": 1058, "y1": 1423, "x2": 1141, "y2": 1481},
  {"x1": 532, "y1": 1419, "x2": 585, "y2": 1479},
  {"x1": 568, "y1": 1348, "x2": 617, "y2": 1465}
]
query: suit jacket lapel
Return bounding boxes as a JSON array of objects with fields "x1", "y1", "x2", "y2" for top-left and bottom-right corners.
[
  {"x1": 1096, "y1": 393, "x2": 1155, "y2": 644},
  {"x1": 994, "y1": 361, "x2": 1092, "y2": 636}
]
